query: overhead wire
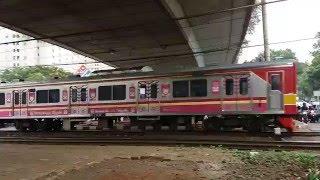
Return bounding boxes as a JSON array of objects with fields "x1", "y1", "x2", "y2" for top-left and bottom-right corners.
[
  {"x1": 1, "y1": 36, "x2": 317, "y2": 69},
  {"x1": 100, "y1": 36, "x2": 320, "y2": 63},
  {"x1": 0, "y1": 32, "x2": 245, "y2": 54}
]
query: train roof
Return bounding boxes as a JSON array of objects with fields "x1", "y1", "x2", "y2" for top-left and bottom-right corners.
[{"x1": 0, "y1": 61, "x2": 295, "y2": 89}]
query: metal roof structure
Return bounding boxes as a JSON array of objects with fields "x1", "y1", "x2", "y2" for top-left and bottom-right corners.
[{"x1": 0, "y1": 0, "x2": 254, "y2": 70}]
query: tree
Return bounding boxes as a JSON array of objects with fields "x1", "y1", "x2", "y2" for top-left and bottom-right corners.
[
  {"x1": 296, "y1": 62, "x2": 308, "y2": 76},
  {"x1": 238, "y1": 7, "x2": 261, "y2": 58},
  {"x1": 248, "y1": 6, "x2": 261, "y2": 35},
  {"x1": 299, "y1": 32, "x2": 320, "y2": 99},
  {"x1": 270, "y1": 49, "x2": 297, "y2": 60},
  {"x1": 252, "y1": 49, "x2": 297, "y2": 62},
  {"x1": 252, "y1": 52, "x2": 265, "y2": 62},
  {"x1": 0, "y1": 66, "x2": 72, "y2": 82}
]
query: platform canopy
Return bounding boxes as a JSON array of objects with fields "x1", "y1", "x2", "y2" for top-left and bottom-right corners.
[{"x1": 0, "y1": 0, "x2": 254, "y2": 70}]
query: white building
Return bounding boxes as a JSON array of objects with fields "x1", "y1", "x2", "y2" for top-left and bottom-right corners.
[{"x1": 0, "y1": 27, "x2": 112, "y2": 75}]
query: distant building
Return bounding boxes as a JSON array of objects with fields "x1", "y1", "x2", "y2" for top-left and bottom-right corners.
[{"x1": 0, "y1": 27, "x2": 112, "y2": 74}]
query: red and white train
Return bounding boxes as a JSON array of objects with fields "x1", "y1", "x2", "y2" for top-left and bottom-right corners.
[{"x1": 0, "y1": 62, "x2": 297, "y2": 132}]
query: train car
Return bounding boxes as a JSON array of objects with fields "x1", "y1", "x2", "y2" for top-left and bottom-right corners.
[{"x1": 0, "y1": 61, "x2": 297, "y2": 132}]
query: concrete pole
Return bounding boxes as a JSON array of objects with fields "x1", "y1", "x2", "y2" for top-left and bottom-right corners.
[{"x1": 261, "y1": 0, "x2": 271, "y2": 61}]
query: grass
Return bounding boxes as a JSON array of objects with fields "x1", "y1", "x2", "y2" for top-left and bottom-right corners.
[
  {"x1": 308, "y1": 168, "x2": 320, "y2": 180},
  {"x1": 233, "y1": 150, "x2": 320, "y2": 179},
  {"x1": 233, "y1": 150, "x2": 318, "y2": 168}
]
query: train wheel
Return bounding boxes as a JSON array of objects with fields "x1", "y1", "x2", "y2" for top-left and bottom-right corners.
[
  {"x1": 169, "y1": 120, "x2": 177, "y2": 132},
  {"x1": 159, "y1": 117, "x2": 175, "y2": 131},
  {"x1": 107, "y1": 119, "x2": 114, "y2": 130},
  {"x1": 52, "y1": 119, "x2": 63, "y2": 131},
  {"x1": 45, "y1": 119, "x2": 54, "y2": 131},
  {"x1": 203, "y1": 119, "x2": 209, "y2": 132},
  {"x1": 15, "y1": 121, "x2": 22, "y2": 131},
  {"x1": 129, "y1": 118, "x2": 141, "y2": 132},
  {"x1": 15, "y1": 120, "x2": 29, "y2": 131},
  {"x1": 245, "y1": 119, "x2": 262, "y2": 133},
  {"x1": 204, "y1": 117, "x2": 222, "y2": 132},
  {"x1": 184, "y1": 118, "x2": 192, "y2": 131},
  {"x1": 137, "y1": 121, "x2": 145, "y2": 131},
  {"x1": 153, "y1": 121, "x2": 161, "y2": 131},
  {"x1": 20, "y1": 121, "x2": 29, "y2": 131},
  {"x1": 29, "y1": 120, "x2": 39, "y2": 131},
  {"x1": 176, "y1": 117, "x2": 189, "y2": 131},
  {"x1": 247, "y1": 123, "x2": 261, "y2": 132},
  {"x1": 37, "y1": 119, "x2": 54, "y2": 131},
  {"x1": 37, "y1": 119, "x2": 46, "y2": 131}
]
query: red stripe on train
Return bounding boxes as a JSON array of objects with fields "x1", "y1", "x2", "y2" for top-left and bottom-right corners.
[
  {"x1": 0, "y1": 97, "x2": 267, "y2": 110},
  {"x1": 160, "y1": 103, "x2": 268, "y2": 113},
  {"x1": 284, "y1": 105, "x2": 297, "y2": 114}
]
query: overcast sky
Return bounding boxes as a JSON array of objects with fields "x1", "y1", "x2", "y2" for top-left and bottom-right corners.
[{"x1": 238, "y1": 0, "x2": 320, "y2": 63}]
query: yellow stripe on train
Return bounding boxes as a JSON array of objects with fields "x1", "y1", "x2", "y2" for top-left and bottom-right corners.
[{"x1": 284, "y1": 93, "x2": 297, "y2": 105}]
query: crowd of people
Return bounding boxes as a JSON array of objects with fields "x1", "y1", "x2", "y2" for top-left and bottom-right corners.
[{"x1": 297, "y1": 102, "x2": 319, "y2": 123}]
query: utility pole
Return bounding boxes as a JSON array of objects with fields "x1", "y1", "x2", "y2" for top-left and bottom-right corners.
[{"x1": 261, "y1": 0, "x2": 271, "y2": 61}]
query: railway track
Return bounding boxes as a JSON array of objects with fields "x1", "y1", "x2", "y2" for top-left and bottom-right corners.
[
  {"x1": 0, "y1": 130, "x2": 319, "y2": 137},
  {"x1": 0, "y1": 130, "x2": 320, "y2": 150}
]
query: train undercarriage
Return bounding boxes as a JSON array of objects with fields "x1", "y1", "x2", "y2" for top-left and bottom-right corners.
[{"x1": 5, "y1": 115, "x2": 282, "y2": 133}]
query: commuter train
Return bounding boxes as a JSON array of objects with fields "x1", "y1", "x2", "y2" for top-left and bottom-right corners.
[{"x1": 0, "y1": 62, "x2": 297, "y2": 132}]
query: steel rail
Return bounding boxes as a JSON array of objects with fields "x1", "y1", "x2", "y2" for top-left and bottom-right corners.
[
  {"x1": 0, "y1": 130, "x2": 319, "y2": 137},
  {"x1": 1, "y1": 133, "x2": 320, "y2": 150}
]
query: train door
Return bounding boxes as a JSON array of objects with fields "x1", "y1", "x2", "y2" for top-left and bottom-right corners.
[
  {"x1": 69, "y1": 86, "x2": 89, "y2": 115},
  {"x1": 137, "y1": 81, "x2": 160, "y2": 115},
  {"x1": 12, "y1": 89, "x2": 28, "y2": 117},
  {"x1": 222, "y1": 76, "x2": 237, "y2": 112},
  {"x1": 268, "y1": 72, "x2": 283, "y2": 111},
  {"x1": 237, "y1": 75, "x2": 252, "y2": 111}
]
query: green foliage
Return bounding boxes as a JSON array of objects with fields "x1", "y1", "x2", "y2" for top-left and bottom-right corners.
[
  {"x1": 0, "y1": 66, "x2": 72, "y2": 82},
  {"x1": 297, "y1": 62, "x2": 308, "y2": 75},
  {"x1": 270, "y1": 49, "x2": 297, "y2": 60},
  {"x1": 312, "y1": 32, "x2": 320, "y2": 57},
  {"x1": 308, "y1": 168, "x2": 320, "y2": 180},
  {"x1": 233, "y1": 150, "x2": 319, "y2": 169},
  {"x1": 247, "y1": 6, "x2": 261, "y2": 35},
  {"x1": 299, "y1": 32, "x2": 320, "y2": 99},
  {"x1": 252, "y1": 48, "x2": 297, "y2": 62},
  {"x1": 299, "y1": 73, "x2": 313, "y2": 99}
]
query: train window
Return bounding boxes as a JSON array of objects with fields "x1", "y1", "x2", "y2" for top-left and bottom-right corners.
[
  {"x1": 36, "y1": 90, "x2": 48, "y2": 103},
  {"x1": 21, "y1": 92, "x2": 27, "y2": 104},
  {"x1": 14, "y1": 92, "x2": 20, "y2": 105},
  {"x1": 49, "y1": 89, "x2": 60, "y2": 103},
  {"x1": 190, "y1": 79, "x2": 207, "y2": 97},
  {"x1": 139, "y1": 84, "x2": 147, "y2": 99},
  {"x1": 0, "y1": 93, "x2": 5, "y2": 105},
  {"x1": 225, "y1": 79, "x2": 234, "y2": 95},
  {"x1": 150, "y1": 84, "x2": 158, "y2": 98},
  {"x1": 98, "y1": 86, "x2": 112, "y2": 101},
  {"x1": 271, "y1": 75, "x2": 281, "y2": 90},
  {"x1": 239, "y1": 78, "x2": 248, "y2": 95},
  {"x1": 71, "y1": 89, "x2": 77, "y2": 102},
  {"x1": 173, "y1": 81, "x2": 189, "y2": 98},
  {"x1": 80, "y1": 88, "x2": 87, "y2": 102},
  {"x1": 113, "y1": 85, "x2": 126, "y2": 100}
]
